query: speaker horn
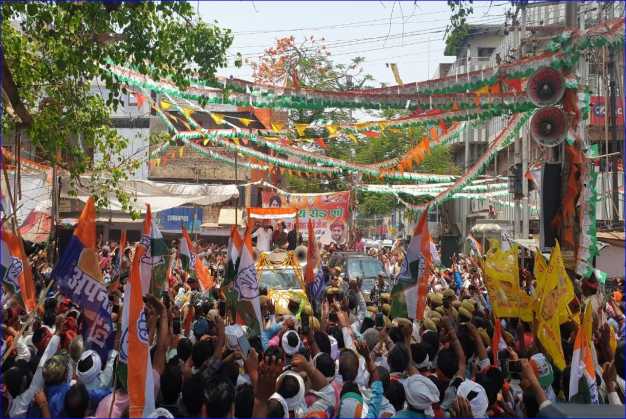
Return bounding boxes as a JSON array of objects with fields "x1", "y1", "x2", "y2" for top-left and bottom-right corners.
[
  {"x1": 530, "y1": 106, "x2": 568, "y2": 147},
  {"x1": 526, "y1": 66, "x2": 565, "y2": 107}
]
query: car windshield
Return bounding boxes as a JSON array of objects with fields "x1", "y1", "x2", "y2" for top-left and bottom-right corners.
[
  {"x1": 258, "y1": 269, "x2": 300, "y2": 290},
  {"x1": 347, "y1": 258, "x2": 384, "y2": 281}
]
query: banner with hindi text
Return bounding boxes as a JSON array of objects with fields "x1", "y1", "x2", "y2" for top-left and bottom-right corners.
[{"x1": 261, "y1": 190, "x2": 350, "y2": 245}]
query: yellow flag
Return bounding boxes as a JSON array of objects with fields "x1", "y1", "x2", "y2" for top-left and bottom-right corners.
[
  {"x1": 483, "y1": 242, "x2": 533, "y2": 321},
  {"x1": 326, "y1": 124, "x2": 339, "y2": 136},
  {"x1": 271, "y1": 122, "x2": 285, "y2": 131},
  {"x1": 348, "y1": 133, "x2": 358, "y2": 143},
  {"x1": 239, "y1": 117, "x2": 254, "y2": 127},
  {"x1": 532, "y1": 251, "x2": 548, "y2": 315},
  {"x1": 160, "y1": 100, "x2": 171, "y2": 110},
  {"x1": 211, "y1": 113, "x2": 225, "y2": 125},
  {"x1": 182, "y1": 107, "x2": 194, "y2": 118},
  {"x1": 155, "y1": 158, "x2": 161, "y2": 167},
  {"x1": 475, "y1": 85, "x2": 490, "y2": 96},
  {"x1": 178, "y1": 146, "x2": 184, "y2": 158},
  {"x1": 295, "y1": 123, "x2": 308, "y2": 137},
  {"x1": 203, "y1": 138, "x2": 210, "y2": 146},
  {"x1": 548, "y1": 242, "x2": 576, "y2": 324},
  {"x1": 536, "y1": 245, "x2": 567, "y2": 370}
]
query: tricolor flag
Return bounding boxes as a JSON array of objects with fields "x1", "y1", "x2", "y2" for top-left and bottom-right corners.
[
  {"x1": 51, "y1": 197, "x2": 114, "y2": 361},
  {"x1": 181, "y1": 226, "x2": 214, "y2": 291},
  {"x1": 120, "y1": 205, "x2": 156, "y2": 417},
  {"x1": 142, "y1": 207, "x2": 169, "y2": 296},
  {"x1": 234, "y1": 229, "x2": 262, "y2": 335},
  {"x1": 569, "y1": 301, "x2": 599, "y2": 403},
  {"x1": 1, "y1": 229, "x2": 36, "y2": 312},
  {"x1": 390, "y1": 208, "x2": 432, "y2": 320},
  {"x1": 224, "y1": 226, "x2": 243, "y2": 286}
]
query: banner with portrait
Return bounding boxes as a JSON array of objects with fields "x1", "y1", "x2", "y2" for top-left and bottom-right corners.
[{"x1": 261, "y1": 190, "x2": 351, "y2": 245}]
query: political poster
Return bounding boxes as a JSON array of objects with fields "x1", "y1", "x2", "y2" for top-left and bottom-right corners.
[
  {"x1": 261, "y1": 191, "x2": 350, "y2": 245},
  {"x1": 590, "y1": 96, "x2": 623, "y2": 126}
]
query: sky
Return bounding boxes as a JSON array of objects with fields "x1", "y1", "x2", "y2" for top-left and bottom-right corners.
[{"x1": 198, "y1": 0, "x2": 511, "y2": 87}]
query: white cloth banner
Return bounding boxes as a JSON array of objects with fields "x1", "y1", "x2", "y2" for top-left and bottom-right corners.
[{"x1": 61, "y1": 177, "x2": 239, "y2": 213}]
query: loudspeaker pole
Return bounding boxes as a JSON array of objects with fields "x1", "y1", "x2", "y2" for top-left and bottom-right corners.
[{"x1": 608, "y1": 48, "x2": 620, "y2": 225}]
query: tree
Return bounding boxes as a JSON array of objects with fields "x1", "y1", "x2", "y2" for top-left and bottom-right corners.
[
  {"x1": 2, "y1": 2, "x2": 233, "y2": 216},
  {"x1": 248, "y1": 35, "x2": 374, "y2": 126}
]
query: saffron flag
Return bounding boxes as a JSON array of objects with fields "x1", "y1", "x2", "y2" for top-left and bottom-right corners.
[
  {"x1": 569, "y1": 301, "x2": 599, "y2": 403},
  {"x1": 181, "y1": 227, "x2": 214, "y2": 291},
  {"x1": 120, "y1": 205, "x2": 156, "y2": 417},
  {"x1": 224, "y1": 226, "x2": 243, "y2": 286},
  {"x1": 482, "y1": 242, "x2": 533, "y2": 322},
  {"x1": 390, "y1": 208, "x2": 432, "y2": 320},
  {"x1": 51, "y1": 197, "x2": 114, "y2": 361},
  {"x1": 1, "y1": 229, "x2": 36, "y2": 312},
  {"x1": 234, "y1": 229, "x2": 263, "y2": 335}
]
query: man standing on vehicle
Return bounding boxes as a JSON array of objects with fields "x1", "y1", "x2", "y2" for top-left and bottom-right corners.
[
  {"x1": 252, "y1": 222, "x2": 273, "y2": 253},
  {"x1": 369, "y1": 272, "x2": 387, "y2": 307}
]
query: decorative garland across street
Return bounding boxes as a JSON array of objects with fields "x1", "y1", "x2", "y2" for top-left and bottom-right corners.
[
  {"x1": 106, "y1": 19, "x2": 622, "y2": 111},
  {"x1": 427, "y1": 112, "x2": 532, "y2": 206}
]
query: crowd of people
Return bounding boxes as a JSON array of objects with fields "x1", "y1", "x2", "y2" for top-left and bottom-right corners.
[{"x1": 1, "y1": 228, "x2": 624, "y2": 419}]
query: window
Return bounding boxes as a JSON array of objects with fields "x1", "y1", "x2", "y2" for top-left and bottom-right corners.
[{"x1": 477, "y1": 47, "x2": 495, "y2": 58}]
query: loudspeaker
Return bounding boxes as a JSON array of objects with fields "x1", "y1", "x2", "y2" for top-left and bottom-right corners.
[
  {"x1": 526, "y1": 66, "x2": 565, "y2": 107},
  {"x1": 530, "y1": 106, "x2": 568, "y2": 147},
  {"x1": 440, "y1": 234, "x2": 460, "y2": 268},
  {"x1": 540, "y1": 163, "x2": 562, "y2": 250}
]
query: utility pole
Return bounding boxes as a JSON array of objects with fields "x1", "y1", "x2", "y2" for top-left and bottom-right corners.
[
  {"x1": 608, "y1": 47, "x2": 620, "y2": 225},
  {"x1": 520, "y1": 4, "x2": 529, "y2": 239}
]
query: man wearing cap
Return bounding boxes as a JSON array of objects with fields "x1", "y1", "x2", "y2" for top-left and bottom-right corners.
[{"x1": 393, "y1": 374, "x2": 440, "y2": 418}]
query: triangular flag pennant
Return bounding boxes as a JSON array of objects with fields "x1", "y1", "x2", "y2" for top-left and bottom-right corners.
[
  {"x1": 203, "y1": 138, "x2": 210, "y2": 146},
  {"x1": 155, "y1": 158, "x2": 161, "y2": 167},
  {"x1": 348, "y1": 133, "x2": 358, "y2": 143},
  {"x1": 429, "y1": 126, "x2": 439, "y2": 141},
  {"x1": 271, "y1": 122, "x2": 285, "y2": 131},
  {"x1": 182, "y1": 107, "x2": 193, "y2": 118},
  {"x1": 178, "y1": 146, "x2": 184, "y2": 158},
  {"x1": 160, "y1": 100, "x2": 171, "y2": 110},
  {"x1": 211, "y1": 113, "x2": 225, "y2": 125},
  {"x1": 134, "y1": 92, "x2": 146, "y2": 109},
  {"x1": 489, "y1": 82, "x2": 502, "y2": 95},
  {"x1": 295, "y1": 123, "x2": 308, "y2": 137},
  {"x1": 474, "y1": 95, "x2": 481, "y2": 107},
  {"x1": 504, "y1": 78, "x2": 523, "y2": 93},
  {"x1": 439, "y1": 120, "x2": 448, "y2": 134},
  {"x1": 326, "y1": 124, "x2": 339, "y2": 136},
  {"x1": 239, "y1": 117, "x2": 254, "y2": 127},
  {"x1": 452, "y1": 101, "x2": 460, "y2": 111},
  {"x1": 475, "y1": 85, "x2": 490, "y2": 96}
]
